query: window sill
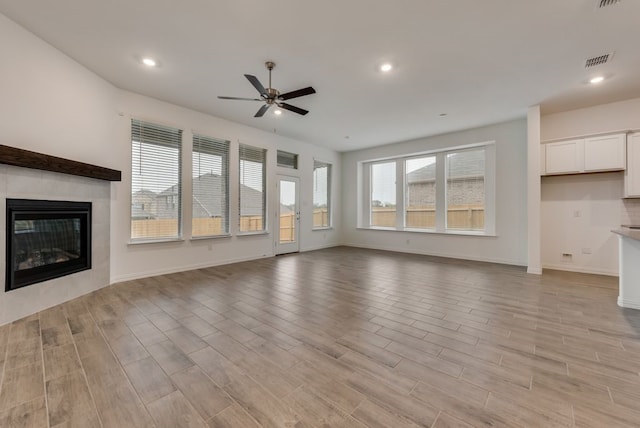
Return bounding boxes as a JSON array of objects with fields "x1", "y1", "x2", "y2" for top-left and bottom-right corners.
[
  {"x1": 190, "y1": 234, "x2": 231, "y2": 241},
  {"x1": 312, "y1": 227, "x2": 333, "y2": 231},
  {"x1": 357, "y1": 226, "x2": 496, "y2": 237},
  {"x1": 237, "y1": 231, "x2": 269, "y2": 237},
  {"x1": 128, "y1": 237, "x2": 185, "y2": 245}
]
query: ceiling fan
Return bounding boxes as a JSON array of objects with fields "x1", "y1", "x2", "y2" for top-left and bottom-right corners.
[{"x1": 218, "y1": 61, "x2": 316, "y2": 117}]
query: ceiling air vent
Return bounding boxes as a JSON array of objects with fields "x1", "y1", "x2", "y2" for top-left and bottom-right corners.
[
  {"x1": 585, "y1": 53, "x2": 613, "y2": 68},
  {"x1": 598, "y1": 0, "x2": 621, "y2": 7}
]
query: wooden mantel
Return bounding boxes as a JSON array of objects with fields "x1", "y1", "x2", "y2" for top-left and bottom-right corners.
[{"x1": 0, "y1": 145, "x2": 121, "y2": 181}]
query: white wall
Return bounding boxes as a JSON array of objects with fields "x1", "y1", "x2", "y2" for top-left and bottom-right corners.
[
  {"x1": 0, "y1": 10, "x2": 342, "y2": 321},
  {"x1": 341, "y1": 119, "x2": 528, "y2": 266},
  {"x1": 542, "y1": 98, "x2": 640, "y2": 142},
  {"x1": 540, "y1": 97, "x2": 640, "y2": 276},
  {"x1": 541, "y1": 173, "x2": 621, "y2": 276},
  {"x1": 111, "y1": 92, "x2": 341, "y2": 282}
]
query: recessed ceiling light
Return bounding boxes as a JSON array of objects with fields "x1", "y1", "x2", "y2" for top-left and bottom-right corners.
[
  {"x1": 380, "y1": 63, "x2": 393, "y2": 72},
  {"x1": 274, "y1": 109, "x2": 282, "y2": 116},
  {"x1": 142, "y1": 57, "x2": 157, "y2": 67},
  {"x1": 590, "y1": 76, "x2": 605, "y2": 84},
  {"x1": 439, "y1": 113, "x2": 448, "y2": 117}
]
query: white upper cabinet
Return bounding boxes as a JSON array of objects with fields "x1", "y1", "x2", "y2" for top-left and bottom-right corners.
[
  {"x1": 544, "y1": 139, "x2": 583, "y2": 175},
  {"x1": 542, "y1": 133, "x2": 626, "y2": 176},
  {"x1": 584, "y1": 134, "x2": 626, "y2": 172},
  {"x1": 625, "y1": 133, "x2": 640, "y2": 197}
]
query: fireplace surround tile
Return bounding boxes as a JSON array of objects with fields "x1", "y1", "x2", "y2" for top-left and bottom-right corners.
[{"x1": 0, "y1": 165, "x2": 110, "y2": 325}]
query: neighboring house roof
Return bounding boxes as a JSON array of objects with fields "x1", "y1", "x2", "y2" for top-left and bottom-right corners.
[
  {"x1": 406, "y1": 150, "x2": 485, "y2": 184},
  {"x1": 133, "y1": 173, "x2": 297, "y2": 219},
  {"x1": 136, "y1": 173, "x2": 264, "y2": 218}
]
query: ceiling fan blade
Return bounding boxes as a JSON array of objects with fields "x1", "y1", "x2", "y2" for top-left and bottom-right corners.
[
  {"x1": 218, "y1": 96, "x2": 262, "y2": 101},
  {"x1": 278, "y1": 102, "x2": 309, "y2": 116},
  {"x1": 254, "y1": 104, "x2": 271, "y2": 117},
  {"x1": 245, "y1": 74, "x2": 267, "y2": 97},
  {"x1": 278, "y1": 86, "x2": 316, "y2": 101}
]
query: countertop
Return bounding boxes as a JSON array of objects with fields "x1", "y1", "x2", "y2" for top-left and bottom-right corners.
[{"x1": 612, "y1": 227, "x2": 640, "y2": 241}]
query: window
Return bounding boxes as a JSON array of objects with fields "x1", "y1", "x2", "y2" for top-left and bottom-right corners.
[
  {"x1": 131, "y1": 119, "x2": 183, "y2": 240},
  {"x1": 405, "y1": 155, "x2": 436, "y2": 229},
  {"x1": 360, "y1": 143, "x2": 494, "y2": 235},
  {"x1": 192, "y1": 134, "x2": 230, "y2": 237},
  {"x1": 446, "y1": 148, "x2": 485, "y2": 230},
  {"x1": 239, "y1": 144, "x2": 267, "y2": 233},
  {"x1": 277, "y1": 150, "x2": 298, "y2": 169},
  {"x1": 370, "y1": 161, "x2": 396, "y2": 227},
  {"x1": 313, "y1": 160, "x2": 332, "y2": 228}
]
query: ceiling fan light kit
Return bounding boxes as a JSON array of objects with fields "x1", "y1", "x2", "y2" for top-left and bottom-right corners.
[{"x1": 218, "y1": 61, "x2": 316, "y2": 117}]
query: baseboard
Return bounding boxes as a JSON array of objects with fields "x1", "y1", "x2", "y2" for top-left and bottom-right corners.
[
  {"x1": 527, "y1": 267, "x2": 543, "y2": 275},
  {"x1": 301, "y1": 242, "x2": 341, "y2": 252},
  {"x1": 341, "y1": 242, "x2": 526, "y2": 267},
  {"x1": 618, "y1": 296, "x2": 640, "y2": 310},
  {"x1": 110, "y1": 253, "x2": 274, "y2": 284},
  {"x1": 542, "y1": 263, "x2": 618, "y2": 277}
]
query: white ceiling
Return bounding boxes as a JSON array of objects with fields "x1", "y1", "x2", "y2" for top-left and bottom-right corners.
[{"x1": 1, "y1": 0, "x2": 639, "y2": 151}]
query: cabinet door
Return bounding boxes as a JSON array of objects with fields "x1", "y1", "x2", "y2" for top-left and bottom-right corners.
[
  {"x1": 626, "y1": 133, "x2": 640, "y2": 197},
  {"x1": 584, "y1": 134, "x2": 626, "y2": 172},
  {"x1": 545, "y1": 140, "x2": 583, "y2": 175}
]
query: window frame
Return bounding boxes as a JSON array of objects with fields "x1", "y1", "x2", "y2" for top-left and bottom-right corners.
[
  {"x1": 312, "y1": 159, "x2": 333, "y2": 230},
  {"x1": 129, "y1": 119, "x2": 183, "y2": 243},
  {"x1": 191, "y1": 134, "x2": 231, "y2": 239},
  {"x1": 359, "y1": 141, "x2": 496, "y2": 236}
]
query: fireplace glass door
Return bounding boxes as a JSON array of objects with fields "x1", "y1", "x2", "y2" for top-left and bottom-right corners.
[{"x1": 6, "y1": 199, "x2": 91, "y2": 291}]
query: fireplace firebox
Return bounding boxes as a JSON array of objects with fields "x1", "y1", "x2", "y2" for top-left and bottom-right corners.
[{"x1": 6, "y1": 199, "x2": 91, "y2": 291}]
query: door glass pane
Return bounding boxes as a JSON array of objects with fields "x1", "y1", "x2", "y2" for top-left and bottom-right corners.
[{"x1": 279, "y1": 180, "x2": 296, "y2": 243}]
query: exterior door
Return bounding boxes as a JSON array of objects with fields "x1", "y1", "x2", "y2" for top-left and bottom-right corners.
[{"x1": 275, "y1": 176, "x2": 300, "y2": 254}]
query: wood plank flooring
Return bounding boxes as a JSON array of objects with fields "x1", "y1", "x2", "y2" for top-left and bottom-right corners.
[{"x1": 1, "y1": 246, "x2": 640, "y2": 427}]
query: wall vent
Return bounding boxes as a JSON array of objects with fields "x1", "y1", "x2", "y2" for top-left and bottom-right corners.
[
  {"x1": 585, "y1": 53, "x2": 613, "y2": 68},
  {"x1": 598, "y1": 0, "x2": 621, "y2": 8}
]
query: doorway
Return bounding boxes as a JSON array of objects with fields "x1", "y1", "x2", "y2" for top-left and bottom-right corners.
[{"x1": 275, "y1": 176, "x2": 300, "y2": 254}]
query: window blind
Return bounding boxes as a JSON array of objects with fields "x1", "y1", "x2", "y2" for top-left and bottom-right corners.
[
  {"x1": 131, "y1": 119, "x2": 182, "y2": 240},
  {"x1": 277, "y1": 150, "x2": 298, "y2": 169},
  {"x1": 239, "y1": 144, "x2": 266, "y2": 232},
  {"x1": 313, "y1": 160, "x2": 331, "y2": 228},
  {"x1": 192, "y1": 134, "x2": 230, "y2": 237}
]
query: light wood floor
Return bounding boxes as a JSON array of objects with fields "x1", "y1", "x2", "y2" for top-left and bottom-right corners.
[{"x1": 1, "y1": 246, "x2": 640, "y2": 427}]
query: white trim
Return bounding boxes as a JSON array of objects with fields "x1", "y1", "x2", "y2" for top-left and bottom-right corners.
[
  {"x1": 110, "y1": 253, "x2": 273, "y2": 284},
  {"x1": 357, "y1": 226, "x2": 496, "y2": 237},
  {"x1": 527, "y1": 267, "x2": 543, "y2": 275},
  {"x1": 237, "y1": 231, "x2": 269, "y2": 237},
  {"x1": 128, "y1": 238, "x2": 185, "y2": 245},
  {"x1": 618, "y1": 297, "x2": 640, "y2": 310},
  {"x1": 190, "y1": 234, "x2": 232, "y2": 241},
  {"x1": 542, "y1": 263, "x2": 618, "y2": 277},
  {"x1": 541, "y1": 129, "x2": 635, "y2": 144},
  {"x1": 341, "y1": 243, "x2": 526, "y2": 267},
  {"x1": 301, "y1": 242, "x2": 341, "y2": 252}
]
